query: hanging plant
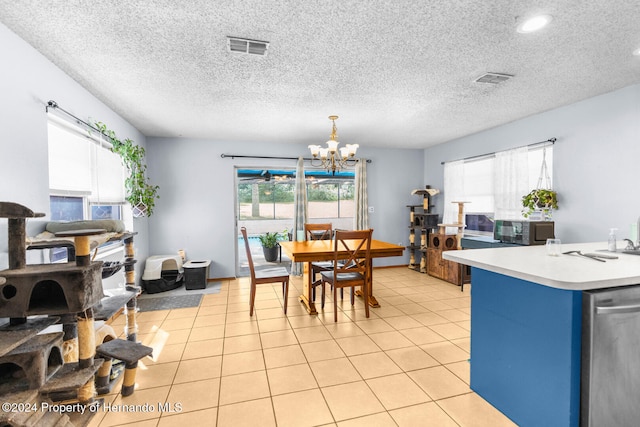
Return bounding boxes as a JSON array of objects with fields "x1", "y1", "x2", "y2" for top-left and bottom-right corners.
[
  {"x1": 94, "y1": 122, "x2": 159, "y2": 217},
  {"x1": 522, "y1": 188, "x2": 558, "y2": 218}
]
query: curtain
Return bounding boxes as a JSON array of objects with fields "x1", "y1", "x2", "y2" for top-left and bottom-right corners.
[
  {"x1": 494, "y1": 147, "x2": 528, "y2": 219},
  {"x1": 443, "y1": 160, "x2": 465, "y2": 234},
  {"x1": 354, "y1": 159, "x2": 369, "y2": 230},
  {"x1": 291, "y1": 157, "x2": 308, "y2": 275}
]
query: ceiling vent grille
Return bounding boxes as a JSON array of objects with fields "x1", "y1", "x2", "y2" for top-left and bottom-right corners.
[
  {"x1": 228, "y1": 37, "x2": 269, "y2": 56},
  {"x1": 474, "y1": 72, "x2": 514, "y2": 84}
]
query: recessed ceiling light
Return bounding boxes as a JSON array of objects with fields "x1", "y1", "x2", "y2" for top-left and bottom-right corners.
[
  {"x1": 517, "y1": 14, "x2": 553, "y2": 33},
  {"x1": 633, "y1": 47, "x2": 640, "y2": 56}
]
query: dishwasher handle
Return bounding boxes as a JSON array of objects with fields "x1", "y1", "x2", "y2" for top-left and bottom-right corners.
[{"x1": 596, "y1": 303, "x2": 640, "y2": 315}]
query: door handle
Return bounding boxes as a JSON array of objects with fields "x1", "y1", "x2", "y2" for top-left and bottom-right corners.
[{"x1": 596, "y1": 303, "x2": 640, "y2": 315}]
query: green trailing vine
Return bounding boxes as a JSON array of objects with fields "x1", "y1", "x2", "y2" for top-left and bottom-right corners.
[
  {"x1": 522, "y1": 188, "x2": 558, "y2": 218},
  {"x1": 94, "y1": 122, "x2": 160, "y2": 217}
]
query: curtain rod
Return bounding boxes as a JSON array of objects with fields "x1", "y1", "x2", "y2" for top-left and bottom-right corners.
[
  {"x1": 440, "y1": 137, "x2": 556, "y2": 165},
  {"x1": 221, "y1": 154, "x2": 372, "y2": 163},
  {"x1": 45, "y1": 100, "x2": 111, "y2": 140}
]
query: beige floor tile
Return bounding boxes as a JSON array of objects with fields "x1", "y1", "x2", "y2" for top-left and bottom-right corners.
[
  {"x1": 349, "y1": 351, "x2": 402, "y2": 379},
  {"x1": 287, "y1": 313, "x2": 325, "y2": 329},
  {"x1": 263, "y1": 344, "x2": 306, "y2": 369},
  {"x1": 161, "y1": 317, "x2": 195, "y2": 331},
  {"x1": 260, "y1": 329, "x2": 298, "y2": 349},
  {"x1": 167, "y1": 377, "x2": 220, "y2": 413},
  {"x1": 451, "y1": 337, "x2": 471, "y2": 352},
  {"x1": 410, "y1": 312, "x2": 449, "y2": 326},
  {"x1": 188, "y1": 325, "x2": 225, "y2": 341},
  {"x1": 419, "y1": 300, "x2": 455, "y2": 311},
  {"x1": 137, "y1": 310, "x2": 169, "y2": 323},
  {"x1": 353, "y1": 319, "x2": 394, "y2": 334},
  {"x1": 158, "y1": 408, "x2": 218, "y2": 426},
  {"x1": 420, "y1": 341, "x2": 469, "y2": 364},
  {"x1": 197, "y1": 303, "x2": 227, "y2": 316},
  {"x1": 385, "y1": 346, "x2": 440, "y2": 372},
  {"x1": 321, "y1": 381, "x2": 385, "y2": 421},
  {"x1": 216, "y1": 398, "x2": 275, "y2": 427},
  {"x1": 267, "y1": 363, "x2": 318, "y2": 395},
  {"x1": 219, "y1": 370, "x2": 270, "y2": 406},
  {"x1": 437, "y1": 393, "x2": 518, "y2": 427},
  {"x1": 398, "y1": 326, "x2": 447, "y2": 346},
  {"x1": 256, "y1": 307, "x2": 288, "y2": 320},
  {"x1": 223, "y1": 334, "x2": 262, "y2": 354},
  {"x1": 335, "y1": 335, "x2": 380, "y2": 356},
  {"x1": 221, "y1": 349, "x2": 265, "y2": 376},
  {"x1": 445, "y1": 360, "x2": 470, "y2": 384},
  {"x1": 336, "y1": 412, "x2": 396, "y2": 426},
  {"x1": 257, "y1": 317, "x2": 291, "y2": 333},
  {"x1": 182, "y1": 338, "x2": 224, "y2": 359},
  {"x1": 369, "y1": 305, "x2": 406, "y2": 318},
  {"x1": 192, "y1": 313, "x2": 226, "y2": 328},
  {"x1": 324, "y1": 322, "x2": 365, "y2": 339},
  {"x1": 389, "y1": 402, "x2": 458, "y2": 427},
  {"x1": 437, "y1": 308, "x2": 471, "y2": 322},
  {"x1": 309, "y1": 357, "x2": 362, "y2": 387},
  {"x1": 301, "y1": 339, "x2": 345, "y2": 362},
  {"x1": 174, "y1": 356, "x2": 222, "y2": 383},
  {"x1": 366, "y1": 373, "x2": 431, "y2": 409},
  {"x1": 144, "y1": 342, "x2": 186, "y2": 365},
  {"x1": 225, "y1": 320, "x2": 260, "y2": 337},
  {"x1": 395, "y1": 303, "x2": 430, "y2": 315},
  {"x1": 408, "y1": 366, "x2": 471, "y2": 400},
  {"x1": 272, "y1": 389, "x2": 334, "y2": 427},
  {"x1": 135, "y1": 361, "x2": 179, "y2": 389},
  {"x1": 368, "y1": 330, "x2": 414, "y2": 350},
  {"x1": 293, "y1": 325, "x2": 333, "y2": 343},
  {"x1": 225, "y1": 310, "x2": 254, "y2": 323},
  {"x1": 165, "y1": 307, "x2": 199, "y2": 320},
  {"x1": 100, "y1": 386, "x2": 170, "y2": 425},
  {"x1": 382, "y1": 315, "x2": 423, "y2": 330},
  {"x1": 428, "y1": 322, "x2": 470, "y2": 340},
  {"x1": 380, "y1": 295, "x2": 412, "y2": 305}
]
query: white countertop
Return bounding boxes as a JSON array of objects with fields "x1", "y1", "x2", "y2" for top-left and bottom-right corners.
[{"x1": 443, "y1": 242, "x2": 640, "y2": 290}]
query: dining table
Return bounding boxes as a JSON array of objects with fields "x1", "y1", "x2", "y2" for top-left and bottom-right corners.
[{"x1": 279, "y1": 239, "x2": 405, "y2": 315}]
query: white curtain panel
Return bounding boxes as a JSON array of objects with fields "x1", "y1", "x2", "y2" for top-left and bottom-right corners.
[
  {"x1": 494, "y1": 147, "x2": 529, "y2": 219},
  {"x1": 291, "y1": 157, "x2": 308, "y2": 275},
  {"x1": 443, "y1": 160, "x2": 465, "y2": 234},
  {"x1": 354, "y1": 159, "x2": 369, "y2": 230}
]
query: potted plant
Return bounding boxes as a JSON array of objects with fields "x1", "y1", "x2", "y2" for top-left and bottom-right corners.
[
  {"x1": 522, "y1": 188, "x2": 558, "y2": 219},
  {"x1": 259, "y1": 230, "x2": 287, "y2": 262},
  {"x1": 94, "y1": 122, "x2": 160, "y2": 217}
]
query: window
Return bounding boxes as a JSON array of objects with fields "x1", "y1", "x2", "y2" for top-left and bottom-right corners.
[
  {"x1": 237, "y1": 169, "x2": 355, "y2": 222},
  {"x1": 444, "y1": 145, "x2": 553, "y2": 234},
  {"x1": 47, "y1": 115, "x2": 127, "y2": 260}
]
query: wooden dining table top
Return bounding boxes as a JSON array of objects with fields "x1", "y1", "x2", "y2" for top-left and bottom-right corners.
[{"x1": 279, "y1": 239, "x2": 405, "y2": 263}]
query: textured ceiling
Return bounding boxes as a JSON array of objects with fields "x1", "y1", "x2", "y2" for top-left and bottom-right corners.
[{"x1": 1, "y1": 0, "x2": 639, "y2": 149}]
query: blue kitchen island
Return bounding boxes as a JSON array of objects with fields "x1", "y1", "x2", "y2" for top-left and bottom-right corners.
[{"x1": 444, "y1": 242, "x2": 640, "y2": 427}]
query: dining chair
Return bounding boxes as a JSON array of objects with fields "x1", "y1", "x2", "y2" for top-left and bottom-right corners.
[
  {"x1": 304, "y1": 223, "x2": 333, "y2": 308},
  {"x1": 320, "y1": 228, "x2": 373, "y2": 322},
  {"x1": 240, "y1": 227, "x2": 290, "y2": 316}
]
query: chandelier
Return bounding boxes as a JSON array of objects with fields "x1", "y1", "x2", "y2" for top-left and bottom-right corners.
[{"x1": 308, "y1": 115, "x2": 358, "y2": 175}]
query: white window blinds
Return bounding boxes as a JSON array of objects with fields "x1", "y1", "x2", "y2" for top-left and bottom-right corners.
[{"x1": 47, "y1": 114, "x2": 125, "y2": 203}]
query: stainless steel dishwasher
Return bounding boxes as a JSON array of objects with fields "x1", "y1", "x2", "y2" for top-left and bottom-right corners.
[{"x1": 582, "y1": 285, "x2": 640, "y2": 426}]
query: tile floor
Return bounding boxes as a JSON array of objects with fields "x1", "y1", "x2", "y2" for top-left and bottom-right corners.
[{"x1": 89, "y1": 267, "x2": 517, "y2": 427}]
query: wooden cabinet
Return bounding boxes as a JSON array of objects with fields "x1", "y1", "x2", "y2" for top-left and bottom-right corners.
[{"x1": 426, "y1": 233, "x2": 470, "y2": 287}]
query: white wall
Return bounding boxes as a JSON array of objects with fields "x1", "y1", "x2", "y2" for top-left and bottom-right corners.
[
  {"x1": 424, "y1": 83, "x2": 640, "y2": 244},
  {"x1": 0, "y1": 22, "x2": 150, "y2": 272},
  {"x1": 145, "y1": 138, "x2": 424, "y2": 278}
]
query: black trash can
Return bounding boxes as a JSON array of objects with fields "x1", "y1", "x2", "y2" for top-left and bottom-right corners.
[{"x1": 184, "y1": 260, "x2": 211, "y2": 290}]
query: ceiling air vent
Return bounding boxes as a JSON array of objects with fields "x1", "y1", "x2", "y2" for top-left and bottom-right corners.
[
  {"x1": 228, "y1": 37, "x2": 269, "y2": 56},
  {"x1": 474, "y1": 72, "x2": 514, "y2": 84}
]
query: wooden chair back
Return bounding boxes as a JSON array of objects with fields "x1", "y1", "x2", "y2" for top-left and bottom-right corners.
[
  {"x1": 305, "y1": 223, "x2": 333, "y2": 241},
  {"x1": 240, "y1": 227, "x2": 256, "y2": 281},
  {"x1": 332, "y1": 229, "x2": 373, "y2": 277}
]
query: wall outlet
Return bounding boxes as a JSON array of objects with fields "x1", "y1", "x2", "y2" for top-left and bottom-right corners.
[{"x1": 368, "y1": 206, "x2": 374, "y2": 213}]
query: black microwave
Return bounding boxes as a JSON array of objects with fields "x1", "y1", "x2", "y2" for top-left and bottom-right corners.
[{"x1": 493, "y1": 220, "x2": 555, "y2": 245}]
